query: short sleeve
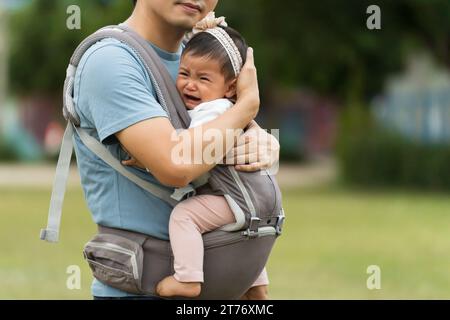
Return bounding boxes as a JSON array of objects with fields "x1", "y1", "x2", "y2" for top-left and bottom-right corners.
[{"x1": 75, "y1": 41, "x2": 168, "y2": 143}]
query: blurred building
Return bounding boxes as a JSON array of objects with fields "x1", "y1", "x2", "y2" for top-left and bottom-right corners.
[
  {"x1": 0, "y1": 0, "x2": 49, "y2": 161},
  {"x1": 373, "y1": 53, "x2": 450, "y2": 144},
  {"x1": 271, "y1": 89, "x2": 338, "y2": 160}
]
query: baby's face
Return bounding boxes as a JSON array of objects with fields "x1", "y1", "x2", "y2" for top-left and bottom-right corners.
[{"x1": 176, "y1": 53, "x2": 236, "y2": 110}]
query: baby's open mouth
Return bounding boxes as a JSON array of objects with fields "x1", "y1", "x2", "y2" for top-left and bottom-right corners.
[{"x1": 184, "y1": 93, "x2": 201, "y2": 102}]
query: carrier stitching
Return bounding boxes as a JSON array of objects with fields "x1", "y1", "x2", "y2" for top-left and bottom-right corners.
[
  {"x1": 68, "y1": 30, "x2": 172, "y2": 122},
  {"x1": 126, "y1": 45, "x2": 172, "y2": 121},
  {"x1": 227, "y1": 166, "x2": 256, "y2": 217},
  {"x1": 265, "y1": 170, "x2": 278, "y2": 217}
]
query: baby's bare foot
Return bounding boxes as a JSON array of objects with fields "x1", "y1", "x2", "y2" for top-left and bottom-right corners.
[{"x1": 156, "y1": 276, "x2": 201, "y2": 298}]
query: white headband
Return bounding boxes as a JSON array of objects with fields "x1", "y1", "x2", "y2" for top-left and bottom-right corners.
[
  {"x1": 190, "y1": 12, "x2": 243, "y2": 77},
  {"x1": 204, "y1": 27, "x2": 243, "y2": 77}
]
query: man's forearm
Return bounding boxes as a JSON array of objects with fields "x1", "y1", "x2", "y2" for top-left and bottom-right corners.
[{"x1": 117, "y1": 101, "x2": 257, "y2": 188}]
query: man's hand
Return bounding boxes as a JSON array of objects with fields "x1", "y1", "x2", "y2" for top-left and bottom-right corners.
[{"x1": 227, "y1": 121, "x2": 280, "y2": 172}]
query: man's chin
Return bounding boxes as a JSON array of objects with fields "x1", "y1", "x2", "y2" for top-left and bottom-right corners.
[{"x1": 171, "y1": 18, "x2": 198, "y2": 31}]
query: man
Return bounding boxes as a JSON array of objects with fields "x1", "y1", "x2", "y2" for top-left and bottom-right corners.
[{"x1": 73, "y1": 0, "x2": 279, "y2": 299}]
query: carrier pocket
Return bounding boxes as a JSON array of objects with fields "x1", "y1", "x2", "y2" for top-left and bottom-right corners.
[{"x1": 83, "y1": 233, "x2": 145, "y2": 294}]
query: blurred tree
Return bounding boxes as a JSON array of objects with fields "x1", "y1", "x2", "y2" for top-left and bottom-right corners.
[
  {"x1": 399, "y1": 0, "x2": 450, "y2": 69},
  {"x1": 217, "y1": 0, "x2": 450, "y2": 104},
  {"x1": 7, "y1": 0, "x2": 450, "y2": 104},
  {"x1": 0, "y1": 6, "x2": 7, "y2": 109},
  {"x1": 8, "y1": 0, "x2": 132, "y2": 95}
]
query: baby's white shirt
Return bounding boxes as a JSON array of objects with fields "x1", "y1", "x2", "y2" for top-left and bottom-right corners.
[{"x1": 187, "y1": 98, "x2": 233, "y2": 128}]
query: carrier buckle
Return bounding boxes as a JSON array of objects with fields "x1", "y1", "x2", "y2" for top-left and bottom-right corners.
[
  {"x1": 244, "y1": 217, "x2": 261, "y2": 238},
  {"x1": 275, "y1": 209, "x2": 285, "y2": 236},
  {"x1": 170, "y1": 184, "x2": 196, "y2": 201},
  {"x1": 40, "y1": 228, "x2": 59, "y2": 243}
]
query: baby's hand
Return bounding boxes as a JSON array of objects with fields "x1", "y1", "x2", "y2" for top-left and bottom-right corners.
[
  {"x1": 121, "y1": 157, "x2": 146, "y2": 170},
  {"x1": 121, "y1": 143, "x2": 147, "y2": 170}
]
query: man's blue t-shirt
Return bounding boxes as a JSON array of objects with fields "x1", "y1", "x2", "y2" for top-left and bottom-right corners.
[{"x1": 73, "y1": 37, "x2": 182, "y2": 297}]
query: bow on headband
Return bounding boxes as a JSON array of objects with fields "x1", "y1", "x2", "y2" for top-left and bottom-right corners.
[
  {"x1": 192, "y1": 11, "x2": 228, "y2": 34},
  {"x1": 186, "y1": 12, "x2": 243, "y2": 77}
]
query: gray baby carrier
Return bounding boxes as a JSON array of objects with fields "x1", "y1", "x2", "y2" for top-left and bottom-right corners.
[{"x1": 40, "y1": 24, "x2": 285, "y2": 299}]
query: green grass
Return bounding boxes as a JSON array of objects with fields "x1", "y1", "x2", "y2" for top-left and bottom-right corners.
[
  {"x1": 1, "y1": 185, "x2": 450, "y2": 299},
  {"x1": 0, "y1": 187, "x2": 95, "y2": 299},
  {"x1": 269, "y1": 186, "x2": 450, "y2": 299}
]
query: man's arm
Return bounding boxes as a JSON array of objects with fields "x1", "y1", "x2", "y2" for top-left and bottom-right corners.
[{"x1": 116, "y1": 48, "x2": 260, "y2": 187}]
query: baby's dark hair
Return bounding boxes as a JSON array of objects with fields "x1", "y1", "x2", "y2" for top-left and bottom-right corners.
[{"x1": 182, "y1": 26, "x2": 248, "y2": 81}]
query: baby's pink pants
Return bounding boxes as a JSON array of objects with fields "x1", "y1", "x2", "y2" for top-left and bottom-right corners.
[{"x1": 169, "y1": 194, "x2": 269, "y2": 287}]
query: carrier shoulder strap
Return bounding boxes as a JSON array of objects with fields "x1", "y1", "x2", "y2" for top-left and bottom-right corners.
[
  {"x1": 40, "y1": 25, "x2": 190, "y2": 243},
  {"x1": 117, "y1": 24, "x2": 191, "y2": 129}
]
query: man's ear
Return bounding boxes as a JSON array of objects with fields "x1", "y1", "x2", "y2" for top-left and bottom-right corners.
[{"x1": 225, "y1": 79, "x2": 237, "y2": 98}]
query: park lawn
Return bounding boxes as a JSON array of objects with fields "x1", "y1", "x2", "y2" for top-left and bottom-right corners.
[
  {"x1": 269, "y1": 186, "x2": 450, "y2": 299},
  {"x1": 1, "y1": 185, "x2": 450, "y2": 299}
]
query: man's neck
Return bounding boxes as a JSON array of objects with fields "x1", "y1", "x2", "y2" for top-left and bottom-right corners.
[{"x1": 125, "y1": 8, "x2": 185, "y2": 53}]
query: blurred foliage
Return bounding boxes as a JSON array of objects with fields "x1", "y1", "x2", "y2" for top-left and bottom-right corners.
[
  {"x1": 217, "y1": 0, "x2": 450, "y2": 102},
  {"x1": 6, "y1": 0, "x2": 450, "y2": 174},
  {"x1": 0, "y1": 138, "x2": 19, "y2": 162},
  {"x1": 7, "y1": 0, "x2": 450, "y2": 101},
  {"x1": 337, "y1": 105, "x2": 450, "y2": 190},
  {"x1": 8, "y1": 0, "x2": 133, "y2": 95}
]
